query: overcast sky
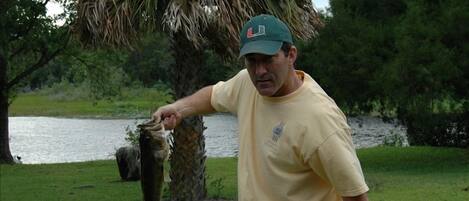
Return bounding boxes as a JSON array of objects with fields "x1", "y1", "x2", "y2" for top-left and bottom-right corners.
[{"x1": 314, "y1": 0, "x2": 330, "y2": 10}]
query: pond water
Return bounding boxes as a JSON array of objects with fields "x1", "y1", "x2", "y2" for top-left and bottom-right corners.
[{"x1": 9, "y1": 114, "x2": 406, "y2": 164}]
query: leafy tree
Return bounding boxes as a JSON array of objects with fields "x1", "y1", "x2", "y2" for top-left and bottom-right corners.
[
  {"x1": 439, "y1": 0, "x2": 469, "y2": 102},
  {"x1": 200, "y1": 49, "x2": 242, "y2": 85},
  {"x1": 299, "y1": 0, "x2": 469, "y2": 147},
  {"x1": 382, "y1": 0, "x2": 469, "y2": 147},
  {"x1": 0, "y1": 0, "x2": 71, "y2": 164},
  {"x1": 298, "y1": 0, "x2": 406, "y2": 114},
  {"x1": 123, "y1": 32, "x2": 241, "y2": 88},
  {"x1": 75, "y1": 0, "x2": 322, "y2": 200},
  {"x1": 124, "y1": 33, "x2": 174, "y2": 87},
  {"x1": 71, "y1": 48, "x2": 131, "y2": 101}
]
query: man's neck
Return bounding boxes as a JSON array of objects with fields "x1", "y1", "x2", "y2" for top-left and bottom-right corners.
[{"x1": 281, "y1": 70, "x2": 303, "y2": 96}]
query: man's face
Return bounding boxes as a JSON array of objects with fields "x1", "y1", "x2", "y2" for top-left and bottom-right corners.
[{"x1": 245, "y1": 47, "x2": 296, "y2": 97}]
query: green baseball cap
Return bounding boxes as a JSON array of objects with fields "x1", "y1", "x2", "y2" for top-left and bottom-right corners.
[{"x1": 239, "y1": 14, "x2": 293, "y2": 57}]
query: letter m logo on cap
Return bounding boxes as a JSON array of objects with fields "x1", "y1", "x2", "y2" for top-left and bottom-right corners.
[{"x1": 247, "y1": 25, "x2": 266, "y2": 38}]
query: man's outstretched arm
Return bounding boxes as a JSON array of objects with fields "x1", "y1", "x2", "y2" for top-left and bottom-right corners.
[{"x1": 152, "y1": 85, "x2": 216, "y2": 129}]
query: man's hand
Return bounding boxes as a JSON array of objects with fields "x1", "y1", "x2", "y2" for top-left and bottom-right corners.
[
  {"x1": 151, "y1": 85, "x2": 216, "y2": 130},
  {"x1": 152, "y1": 104, "x2": 183, "y2": 130}
]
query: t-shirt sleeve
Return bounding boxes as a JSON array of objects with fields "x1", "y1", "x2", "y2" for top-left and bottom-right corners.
[
  {"x1": 306, "y1": 128, "x2": 369, "y2": 197},
  {"x1": 211, "y1": 69, "x2": 248, "y2": 114}
]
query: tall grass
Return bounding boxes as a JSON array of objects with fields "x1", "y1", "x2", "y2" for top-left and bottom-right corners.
[{"x1": 9, "y1": 86, "x2": 172, "y2": 118}]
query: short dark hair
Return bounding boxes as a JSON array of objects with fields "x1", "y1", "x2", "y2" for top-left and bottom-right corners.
[{"x1": 281, "y1": 42, "x2": 292, "y2": 56}]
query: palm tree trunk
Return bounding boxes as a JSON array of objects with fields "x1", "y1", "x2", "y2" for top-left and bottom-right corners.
[
  {"x1": 0, "y1": 53, "x2": 14, "y2": 164},
  {"x1": 170, "y1": 117, "x2": 207, "y2": 201},
  {"x1": 168, "y1": 31, "x2": 207, "y2": 201}
]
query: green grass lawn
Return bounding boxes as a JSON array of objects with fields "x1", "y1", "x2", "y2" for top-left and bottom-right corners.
[
  {"x1": 9, "y1": 91, "x2": 171, "y2": 118},
  {"x1": 360, "y1": 147, "x2": 469, "y2": 200},
  {"x1": 1, "y1": 147, "x2": 468, "y2": 201}
]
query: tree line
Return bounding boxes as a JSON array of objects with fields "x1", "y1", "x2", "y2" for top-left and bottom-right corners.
[
  {"x1": 41, "y1": 0, "x2": 469, "y2": 148},
  {"x1": 27, "y1": 33, "x2": 240, "y2": 97},
  {"x1": 297, "y1": 0, "x2": 468, "y2": 147}
]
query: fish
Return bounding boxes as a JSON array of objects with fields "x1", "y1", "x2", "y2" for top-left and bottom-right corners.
[{"x1": 138, "y1": 121, "x2": 169, "y2": 201}]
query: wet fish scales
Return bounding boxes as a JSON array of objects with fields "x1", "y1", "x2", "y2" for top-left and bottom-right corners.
[{"x1": 138, "y1": 122, "x2": 169, "y2": 201}]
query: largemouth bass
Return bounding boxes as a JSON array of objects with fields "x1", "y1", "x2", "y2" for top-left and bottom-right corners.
[{"x1": 138, "y1": 121, "x2": 169, "y2": 201}]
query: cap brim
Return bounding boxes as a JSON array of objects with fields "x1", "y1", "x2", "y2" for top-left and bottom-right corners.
[{"x1": 239, "y1": 40, "x2": 283, "y2": 58}]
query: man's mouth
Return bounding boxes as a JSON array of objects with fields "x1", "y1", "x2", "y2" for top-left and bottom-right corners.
[
  {"x1": 256, "y1": 79, "x2": 273, "y2": 88},
  {"x1": 256, "y1": 79, "x2": 271, "y2": 84}
]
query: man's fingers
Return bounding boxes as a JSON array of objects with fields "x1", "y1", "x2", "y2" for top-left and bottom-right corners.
[
  {"x1": 152, "y1": 112, "x2": 162, "y2": 123},
  {"x1": 163, "y1": 115, "x2": 177, "y2": 130},
  {"x1": 163, "y1": 120, "x2": 174, "y2": 130},
  {"x1": 152, "y1": 105, "x2": 180, "y2": 129}
]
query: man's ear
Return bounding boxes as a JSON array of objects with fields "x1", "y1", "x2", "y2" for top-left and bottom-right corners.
[{"x1": 288, "y1": 46, "x2": 298, "y2": 67}]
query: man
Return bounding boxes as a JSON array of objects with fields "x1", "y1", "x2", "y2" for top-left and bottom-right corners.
[{"x1": 153, "y1": 14, "x2": 369, "y2": 201}]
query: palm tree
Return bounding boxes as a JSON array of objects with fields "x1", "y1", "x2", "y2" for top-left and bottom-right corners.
[{"x1": 75, "y1": 0, "x2": 322, "y2": 200}]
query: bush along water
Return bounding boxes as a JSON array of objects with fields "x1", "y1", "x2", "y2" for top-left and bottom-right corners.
[
  {"x1": 403, "y1": 110, "x2": 469, "y2": 148},
  {"x1": 125, "y1": 122, "x2": 140, "y2": 147},
  {"x1": 382, "y1": 129, "x2": 407, "y2": 147}
]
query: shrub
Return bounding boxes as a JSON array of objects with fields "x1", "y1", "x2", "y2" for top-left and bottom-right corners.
[
  {"x1": 404, "y1": 111, "x2": 469, "y2": 148},
  {"x1": 382, "y1": 130, "x2": 407, "y2": 147},
  {"x1": 124, "y1": 122, "x2": 140, "y2": 146}
]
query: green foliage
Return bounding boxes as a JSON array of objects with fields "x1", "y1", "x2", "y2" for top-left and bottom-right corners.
[
  {"x1": 124, "y1": 33, "x2": 174, "y2": 87},
  {"x1": 28, "y1": 32, "x2": 240, "y2": 102},
  {"x1": 123, "y1": 32, "x2": 242, "y2": 89},
  {"x1": 27, "y1": 56, "x2": 88, "y2": 90},
  {"x1": 298, "y1": 0, "x2": 469, "y2": 147},
  {"x1": 0, "y1": 0, "x2": 70, "y2": 96},
  {"x1": 67, "y1": 47, "x2": 131, "y2": 102},
  {"x1": 124, "y1": 122, "x2": 140, "y2": 146},
  {"x1": 200, "y1": 50, "x2": 243, "y2": 86},
  {"x1": 384, "y1": 0, "x2": 469, "y2": 147},
  {"x1": 298, "y1": 0, "x2": 407, "y2": 115},
  {"x1": 207, "y1": 175, "x2": 226, "y2": 199},
  {"x1": 404, "y1": 111, "x2": 469, "y2": 148},
  {"x1": 162, "y1": 185, "x2": 170, "y2": 200},
  {"x1": 382, "y1": 131, "x2": 406, "y2": 147}
]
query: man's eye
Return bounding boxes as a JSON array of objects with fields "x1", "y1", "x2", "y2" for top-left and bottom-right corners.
[{"x1": 247, "y1": 58, "x2": 256, "y2": 64}]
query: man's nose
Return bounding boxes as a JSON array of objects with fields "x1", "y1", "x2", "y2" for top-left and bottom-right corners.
[{"x1": 255, "y1": 63, "x2": 268, "y2": 76}]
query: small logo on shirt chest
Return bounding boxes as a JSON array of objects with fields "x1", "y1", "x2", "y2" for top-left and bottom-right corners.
[{"x1": 272, "y1": 122, "x2": 285, "y2": 142}]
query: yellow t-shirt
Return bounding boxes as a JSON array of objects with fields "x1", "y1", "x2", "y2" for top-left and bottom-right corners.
[{"x1": 211, "y1": 69, "x2": 369, "y2": 201}]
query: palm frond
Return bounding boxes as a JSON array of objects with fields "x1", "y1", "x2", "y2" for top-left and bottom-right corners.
[
  {"x1": 249, "y1": 0, "x2": 323, "y2": 40},
  {"x1": 74, "y1": 0, "x2": 161, "y2": 48},
  {"x1": 74, "y1": 0, "x2": 323, "y2": 54},
  {"x1": 163, "y1": 0, "x2": 211, "y2": 49}
]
